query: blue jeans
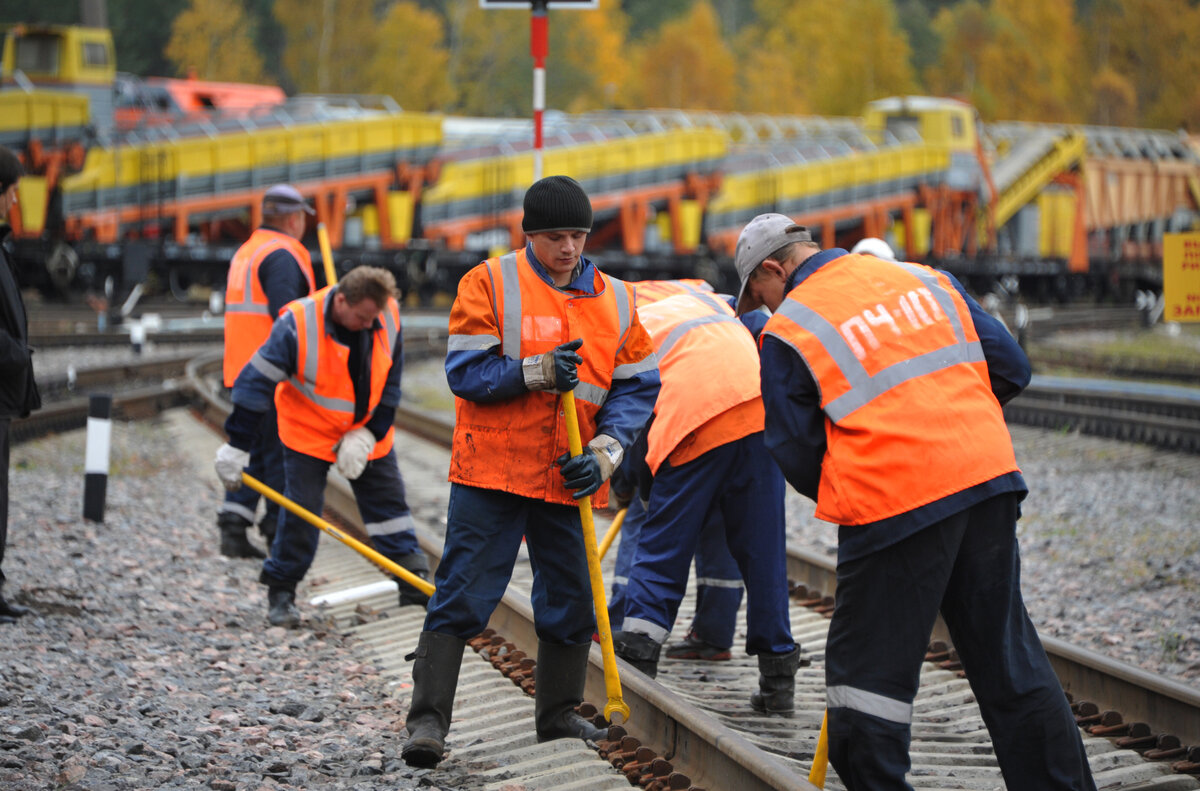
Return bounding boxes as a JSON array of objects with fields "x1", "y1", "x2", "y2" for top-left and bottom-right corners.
[
  {"x1": 825, "y1": 493, "x2": 1096, "y2": 791},
  {"x1": 423, "y1": 484, "x2": 595, "y2": 645},
  {"x1": 260, "y1": 445, "x2": 418, "y2": 589},
  {"x1": 622, "y1": 432, "x2": 793, "y2": 655},
  {"x1": 610, "y1": 496, "x2": 743, "y2": 649},
  {"x1": 219, "y1": 403, "x2": 283, "y2": 526}
]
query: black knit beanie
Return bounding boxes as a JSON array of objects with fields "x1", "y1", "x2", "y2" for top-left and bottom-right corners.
[{"x1": 522, "y1": 175, "x2": 593, "y2": 234}]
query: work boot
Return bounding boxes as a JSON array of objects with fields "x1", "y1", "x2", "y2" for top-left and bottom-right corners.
[
  {"x1": 664, "y1": 630, "x2": 731, "y2": 661},
  {"x1": 613, "y1": 631, "x2": 662, "y2": 679},
  {"x1": 0, "y1": 614, "x2": 15, "y2": 625},
  {"x1": 534, "y1": 641, "x2": 608, "y2": 744},
  {"x1": 750, "y1": 646, "x2": 803, "y2": 716},
  {"x1": 267, "y1": 587, "x2": 301, "y2": 628},
  {"x1": 395, "y1": 552, "x2": 431, "y2": 609},
  {"x1": 402, "y1": 631, "x2": 466, "y2": 768},
  {"x1": 0, "y1": 586, "x2": 32, "y2": 619},
  {"x1": 218, "y1": 512, "x2": 265, "y2": 559}
]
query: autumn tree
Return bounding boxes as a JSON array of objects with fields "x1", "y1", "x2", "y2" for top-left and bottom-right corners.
[
  {"x1": 737, "y1": 0, "x2": 916, "y2": 117},
  {"x1": 443, "y1": 4, "x2": 530, "y2": 116},
  {"x1": 365, "y1": 2, "x2": 453, "y2": 111},
  {"x1": 274, "y1": 0, "x2": 376, "y2": 94},
  {"x1": 165, "y1": 0, "x2": 266, "y2": 82},
  {"x1": 629, "y1": 1, "x2": 737, "y2": 111},
  {"x1": 551, "y1": 0, "x2": 634, "y2": 112}
]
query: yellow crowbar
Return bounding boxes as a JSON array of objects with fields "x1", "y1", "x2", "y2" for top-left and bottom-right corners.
[
  {"x1": 561, "y1": 389, "x2": 631, "y2": 725},
  {"x1": 317, "y1": 222, "x2": 338, "y2": 287},
  {"x1": 241, "y1": 472, "x2": 434, "y2": 598},
  {"x1": 809, "y1": 710, "x2": 829, "y2": 787},
  {"x1": 597, "y1": 507, "x2": 627, "y2": 561}
]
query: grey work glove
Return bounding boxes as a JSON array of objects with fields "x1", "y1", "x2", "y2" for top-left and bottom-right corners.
[
  {"x1": 334, "y1": 427, "x2": 375, "y2": 480},
  {"x1": 214, "y1": 443, "x2": 250, "y2": 491},
  {"x1": 523, "y1": 339, "x2": 583, "y2": 392},
  {"x1": 554, "y1": 434, "x2": 622, "y2": 499}
]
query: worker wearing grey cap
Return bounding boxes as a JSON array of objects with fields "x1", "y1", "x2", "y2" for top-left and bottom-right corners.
[
  {"x1": 734, "y1": 213, "x2": 1096, "y2": 790},
  {"x1": 215, "y1": 184, "x2": 316, "y2": 558}
]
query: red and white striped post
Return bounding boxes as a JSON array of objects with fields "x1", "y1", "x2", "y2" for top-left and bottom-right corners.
[{"x1": 531, "y1": 0, "x2": 548, "y2": 182}]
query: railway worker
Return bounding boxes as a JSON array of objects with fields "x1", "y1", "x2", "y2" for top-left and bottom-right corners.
[
  {"x1": 215, "y1": 184, "x2": 317, "y2": 559},
  {"x1": 610, "y1": 288, "x2": 801, "y2": 714},
  {"x1": 400, "y1": 175, "x2": 660, "y2": 768},
  {"x1": 213, "y1": 265, "x2": 430, "y2": 627},
  {"x1": 0, "y1": 145, "x2": 41, "y2": 625},
  {"x1": 605, "y1": 278, "x2": 767, "y2": 665},
  {"x1": 734, "y1": 213, "x2": 1097, "y2": 790}
]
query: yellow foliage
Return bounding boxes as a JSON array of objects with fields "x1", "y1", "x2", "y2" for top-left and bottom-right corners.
[
  {"x1": 274, "y1": 0, "x2": 377, "y2": 94},
  {"x1": 165, "y1": 0, "x2": 266, "y2": 83},
  {"x1": 556, "y1": 0, "x2": 633, "y2": 112},
  {"x1": 629, "y1": 1, "x2": 736, "y2": 111},
  {"x1": 366, "y1": 2, "x2": 453, "y2": 111}
]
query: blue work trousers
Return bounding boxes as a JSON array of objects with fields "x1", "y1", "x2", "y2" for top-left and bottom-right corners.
[
  {"x1": 219, "y1": 403, "x2": 283, "y2": 526},
  {"x1": 260, "y1": 445, "x2": 419, "y2": 589},
  {"x1": 825, "y1": 493, "x2": 1096, "y2": 791},
  {"x1": 622, "y1": 432, "x2": 792, "y2": 655},
  {"x1": 423, "y1": 484, "x2": 595, "y2": 645},
  {"x1": 610, "y1": 496, "x2": 743, "y2": 649}
]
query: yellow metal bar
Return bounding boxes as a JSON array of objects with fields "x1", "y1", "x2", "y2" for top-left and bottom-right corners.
[
  {"x1": 597, "y1": 507, "x2": 627, "y2": 561},
  {"x1": 561, "y1": 390, "x2": 631, "y2": 725},
  {"x1": 809, "y1": 709, "x2": 829, "y2": 787},
  {"x1": 241, "y1": 472, "x2": 434, "y2": 597},
  {"x1": 317, "y1": 223, "x2": 337, "y2": 287}
]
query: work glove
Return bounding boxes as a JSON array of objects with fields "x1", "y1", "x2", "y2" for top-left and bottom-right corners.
[
  {"x1": 555, "y1": 434, "x2": 622, "y2": 499},
  {"x1": 334, "y1": 427, "x2": 375, "y2": 481},
  {"x1": 214, "y1": 443, "x2": 250, "y2": 491},
  {"x1": 523, "y1": 339, "x2": 583, "y2": 392}
]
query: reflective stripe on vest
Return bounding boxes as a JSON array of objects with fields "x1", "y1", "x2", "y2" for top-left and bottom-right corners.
[
  {"x1": 448, "y1": 249, "x2": 654, "y2": 505},
  {"x1": 638, "y1": 293, "x2": 762, "y2": 473},
  {"x1": 762, "y1": 254, "x2": 1018, "y2": 526},
  {"x1": 223, "y1": 229, "x2": 315, "y2": 386},
  {"x1": 275, "y1": 286, "x2": 400, "y2": 461},
  {"x1": 633, "y1": 278, "x2": 715, "y2": 307}
]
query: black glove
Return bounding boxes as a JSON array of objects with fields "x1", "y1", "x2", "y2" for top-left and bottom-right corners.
[
  {"x1": 524, "y1": 339, "x2": 584, "y2": 392},
  {"x1": 556, "y1": 449, "x2": 605, "y2": 499}
]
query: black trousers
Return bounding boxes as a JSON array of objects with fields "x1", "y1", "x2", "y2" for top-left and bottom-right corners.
[
  {"x1": 825, "y1": 493, "x2": 1096, "y2": 791},
  {"x1": 0, "y1": 417, "x2": 10, "y2": 586}
]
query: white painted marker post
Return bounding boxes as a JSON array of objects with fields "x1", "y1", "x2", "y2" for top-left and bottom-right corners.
[{"x1": 83, "y1": 394, "x2": 113, "y2": 522}]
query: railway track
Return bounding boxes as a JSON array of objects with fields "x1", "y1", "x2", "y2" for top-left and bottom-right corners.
[{"x1": 14, "y1": 346, "x2": 1199, "y2": 789}]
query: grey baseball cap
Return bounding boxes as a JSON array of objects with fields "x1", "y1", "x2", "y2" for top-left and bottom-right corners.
[
  {"x1": 733, "y1": 213, "x2": 812, "y2": 313},
  {"x1": 262, "y1": 184, "x2": 315, "y2": 215}
]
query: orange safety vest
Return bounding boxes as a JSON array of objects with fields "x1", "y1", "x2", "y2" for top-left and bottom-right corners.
[
  {"x1": 633, "y1": 278, "x2": 714, "y2": 307},
  {"x1": 637, "y1": 293, "x2": 764, "y2": 474},
  {"x1": 274, "y1": 286, "x2": 400, "y2": 462},
  {"x1": 762, "y1": 253, "x2": 1019, "y2": 526},
  {"x1": 223, "y1": 228, "x2": 315, "y2": 386},
  {"x1": 447, "y1": 248, "x2": 658, "y2": 506}
]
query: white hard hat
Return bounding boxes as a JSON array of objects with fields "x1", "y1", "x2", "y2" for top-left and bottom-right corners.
[{"x1": 850, "y1": 237, "x2": 897, "y2": 261}]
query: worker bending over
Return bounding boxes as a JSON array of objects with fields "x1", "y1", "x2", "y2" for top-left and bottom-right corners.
[
  {"x1": 214, "y1": 266, "x2": 429, "y2": 627},
  {"x1": 611, "y1": 288, "x2": 801, "y2": 713},
  {"x1": 735, "y1": 213, "x2": 1096, "y2": 790},
  {"x1": 401, "y1": 175, "x2": 659, "y2": 768}
]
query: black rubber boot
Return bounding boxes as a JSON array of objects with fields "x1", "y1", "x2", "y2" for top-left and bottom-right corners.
[
  {"x1": 613, "y1": 631, "x2": 662, "y2": 679},
  {"x1": 267, "y1": 587, "x2": 300, "y2": 628},
  {"x1": 218, "y1": 512, "x2": 265, "y2": 559},
  {"x1": 0, "y1": 585, "x2": 31, "y2": 619},
  {"x1": 750, "y1": 646, "x2": 803, "y2": 716},
  {"x1": 534, "y1": 641, "x2": 607, "y2": 743},
  {"x1": 395, "y1": 552, "x2": 431, "y2": 609},
  {"x1": 401, "y1": 631, "x2": 466, "y2": 768}
]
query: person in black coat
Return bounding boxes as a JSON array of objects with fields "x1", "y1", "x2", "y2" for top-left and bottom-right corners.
[{"x1": 0, "y1": 145, "x2": 42, "y2": 624}]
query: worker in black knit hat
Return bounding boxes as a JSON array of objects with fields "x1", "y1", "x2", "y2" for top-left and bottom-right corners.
[{"x1": 400, "y1": 174, "x2": 661, "y2": 768}]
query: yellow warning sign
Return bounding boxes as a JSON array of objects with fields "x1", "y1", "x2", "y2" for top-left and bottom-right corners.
[{"x1": 1163, "y1": 232, "x2": 1200, "y2": 322}]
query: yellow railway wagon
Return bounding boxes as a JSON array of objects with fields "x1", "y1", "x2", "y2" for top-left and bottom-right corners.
[{"x1": 59, "y1": 111, "x2": 443, "y2": 219}]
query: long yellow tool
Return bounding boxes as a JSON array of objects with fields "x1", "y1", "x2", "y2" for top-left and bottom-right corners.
[
  {"x1": 316, "y1": 222, "x2": 338, "y2": 287},
  {"x1": 561, "y1": 390, "x2": 631, "y2": 725},
  {"x1": 241, "y1": 472, "x2": 434, "y2": 597},
  {"x1": 597, "y1": 507, "x2": 627, "y2": 561},
  {"x1": 809, "y1": 709, "x2": 829, "y2": 787}
]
